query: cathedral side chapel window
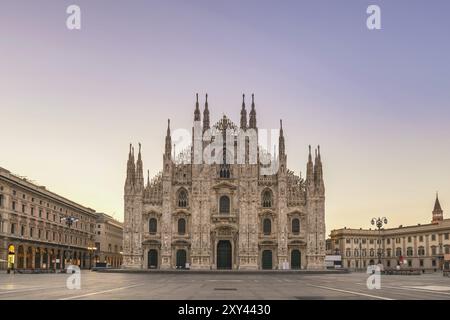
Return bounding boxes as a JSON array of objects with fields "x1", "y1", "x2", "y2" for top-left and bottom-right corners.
[
  {"x1": 178, "y1": 189, "x2": 188, "y2": 207},
  {"x1": 263, "y1": 218, "x2": 271, "y2": 235},
  {"x1": 149, "y1": 218, "x2": 157, "y2": 234},
  {"x1": 262, "y1": 190, "x2": 272, "y2": 208},
  {"x1": 178, "y1": 218, "x2": 186, "y2": 235},
  {"x1": 219, "y1": 195, "x2": 230, "y2": 214},
  {"x1": 292, "y1": 218, "x2": 300, "y2": 234}
]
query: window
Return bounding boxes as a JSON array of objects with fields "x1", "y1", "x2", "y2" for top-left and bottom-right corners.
[
  {"x1": 445, "y1": 233, "x2": 449, "y2": 240},
  {"x1": 38, "y1": 229, "x2": 41, "y2": 239},
  {"x1": 408, "y1": 260, "x2": 412, "y2": 267},
  {"x1": 177, "y1": 189, "x2": 188, "y2": 207},
  {"x1": 219, "y1": 196, "x2": 230, "y2": 214},
  {"x1": 395, "y1": 238, "x2": 401, "y2": 244},
  {"x1": 0, "y1": 194, "x2": 3, "y2": 207},
  {"x1": 12, "y1": 201, "x2": 16, "y2": 211},
  {"x1": 431, "y1": 246, "x2": 437, "y2": 255},
  {"x1": 292, "y1": 218, "x2": 300, "y2": 234},
  {"x1": 395, "y1": 248, "x2": 402, "y2": 257},
  {"x1": 108, "y1": 244, "x2": 112, "y2": 252},
  {"x1": 39, "y1": 209, "x2": 42, "y2": 218},
  {"x1": 407, "y1": 247, "x2": 413, "y2": 256},
  {"x1": 263, "y1": 218, "x2": 271, "y2": 235},
  {"x1": 13, "y1": 190, "x2": 16, "y2": 196},
  {"x1": 346, "y1": 249, "x2": 351, "y2": 257},
  {"x1": 407, "y1": 236, "x2": 412, "y2": 242},
  {"x1": 178, "y1": 218, "x2": 186, "y2": 235},
  {"x1": 22, "y1": 194, "x2": 26, "y2": 199},
  {"x1": 354, "y1": 249, "x2": 359, "y2": 257},
  {"x1": 21, "y1": 226, "x2": 25, "y2": 236},
  {"x1": 419, "y1": 235, "x2": 423, "y2": 242},
  {"x1": 420, "y1": 259, "x2": 424, "y2": 267},
  {"x1": 354, "y1": 239, "x2": 359, "y2": 244},
  {"x1": 386, "y1": 239, "x2": 390, "y2": 245},
  {"x1": 11, "y1": 223, "x2": 15, "y2": 234},
  {"x1": 46, "y1": 231, "x2": 49, "y2": 240},
  {"x1": 22, "y1": 204, "x2": 25, "y2": 213},
  {"x1": 362, "y1": 239, "x2": 366, "y2": 244},
  {"x1": 386, "y1": 248, "x2": 391, "y2": 257},
  {"x1": 418, "y1": 246, "x2": 425, "y2": 256},
  {"x1": 369, "y1": 239, "x2": 374, "y2": 244},
  {"x1": 387, "y1": 260, "x2": 391, "y2": 267},
  {"x1": 31, "y1": 207, "x2": 34, "y2": 216},
  {"x1": 432, "y1": 260, "x2": 436, "y2": 267},
  {"x1": 445, "y1": 246, "x2": 450, "y2": 254},
  {"x1": 149, "y1": 218, "x2": 157, "y2": 234},
  {"x1": 262, "y1": 190, "x2": 272, "y2": 208},
  {"x1": 431, "y1": 234, "x2": 436, "y2": 241},
  {"x1": 346, "y1": 239, "x2": 351, "y2": 244},
  {"x1": 370, "y1": 249, "x2": 374, "y2": 257},
  {"x1": 362, "y1": 249, "x2": 367, "y2": 257}
]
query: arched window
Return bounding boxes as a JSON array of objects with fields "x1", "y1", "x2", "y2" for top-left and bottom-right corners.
[
  {"x1": 219, "y1": 196, "x2": 230, "y2": 214},
  {"x1": 263, "y1": 218, "x2": 271, "y2": 235},
  {"x1": 149, "y1": 218, "x2": 157, "y2": 234},
  {"x1": 369, "y1": 249, "x2": 375, "y2": 257},
  {"x1": 178, "y1": 189, "x2": 188, "y2": 207},
  {"x1": 262, "y1": 190, "x2": 272, "y2": 208},
  {"x1": 292, "y1": 218, "x2": 300, "y2": 234},
  {"x1": 178, "y1": 218, "x2": 186, "y2": 235},
  {"x1": 354, "y1": 249, "x2": 359, "y2": 257},
  {"x1": 395, "y1": 247, "x2": 402, "y2": 257},
  {"x1": 418, "y1": 246, "x2": 425, "y2": 256},
  {"x1": 407, "y1": 247, "x2": 413, "y2": 256}
]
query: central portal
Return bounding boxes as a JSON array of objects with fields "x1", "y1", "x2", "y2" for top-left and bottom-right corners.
[{"x1": 217, "y1": 240, "x2": 232, "y2": 269}]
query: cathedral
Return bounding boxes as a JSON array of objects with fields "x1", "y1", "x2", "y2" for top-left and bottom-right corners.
[{"x1": 122, "y1": 94, "x2": 326, "y2": 270}]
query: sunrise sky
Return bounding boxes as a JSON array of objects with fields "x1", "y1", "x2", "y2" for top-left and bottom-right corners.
[{"x1": 1, "y1": 0, "x2": 449, "y2": 234}]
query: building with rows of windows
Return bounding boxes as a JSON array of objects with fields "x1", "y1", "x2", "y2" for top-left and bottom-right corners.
[
  {"x1": 0, "y1": 167, "x2": 98, "y2": 271},
  {"x1": 328, "y1": 195, "x2": 450, "y2": 271},
  {"x1": 94, "y1": 212, "x2": 123, "y2": 268},
  {"x1": 122, "y1": 94, "x2": 326, "y2": 270}
]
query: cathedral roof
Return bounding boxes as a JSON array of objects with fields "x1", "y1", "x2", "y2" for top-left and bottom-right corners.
[{"x1": 213, "y1": 114, "x2": 238, "y2": 132}]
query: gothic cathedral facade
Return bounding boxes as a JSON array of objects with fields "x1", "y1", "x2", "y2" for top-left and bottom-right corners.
[{"x1": 122, "y1": 94, "x2": 326, "y2": 270}]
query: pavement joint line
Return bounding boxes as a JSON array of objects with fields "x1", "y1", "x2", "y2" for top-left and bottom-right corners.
[
  {"x1": 0, "y1": 286, "x2": 63, "y2": 295},
  {"x1": 58, "y1": 284, "x2": 143, "y2": 300},
  {"x1": 381, "y1": 285, "x2": 450, "y2": 296},
  {"x1": 308, "y1": 285, "x2": 394, "y2": 300}
]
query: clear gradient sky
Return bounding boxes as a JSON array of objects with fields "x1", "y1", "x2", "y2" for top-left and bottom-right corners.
[{"x1": 1, "y1": 1, "x2": 449, "y2": 235}]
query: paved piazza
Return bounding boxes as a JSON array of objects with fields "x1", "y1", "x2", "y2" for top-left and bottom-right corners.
[{"x1": 0, "y1": 271, "x2": 450, "y2": 300}]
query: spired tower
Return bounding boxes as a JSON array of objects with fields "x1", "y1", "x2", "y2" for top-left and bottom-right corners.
[
  {"x1": 432, "y1": 193, "x2": 444, "y2": 223},
  {"x1": 122, "y1": 144, "x2": 144, "y2": 268},
  {"x1": 122, "y1": 94, "x2": 326, "y2": 270}
]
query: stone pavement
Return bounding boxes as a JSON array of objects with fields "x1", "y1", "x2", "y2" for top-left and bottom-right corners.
[{"x1": 0, "y1": 270, "x2": 449, "y2": 300}]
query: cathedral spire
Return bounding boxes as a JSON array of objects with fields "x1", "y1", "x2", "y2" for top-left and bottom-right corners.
[
  {"x1": 240, "y1": 93, "x2": 247, "y2": 129},
  {"x1": 194, "y1": 93, "x2": 201, "y2": 121},
  {"x1": 279, "y1": 119, "x2": 285, "y2": 156},
  {"x1": 249, "y1": 93, "x2": 257, "y2": 129},
  {"x1": 165, "y1": 119, "x2": 172, "y2": 160},
  {"x1": 432, "y1": 192, "x2": 444, "y2": 223},
  {"x1": 147, "y1": 169, "x2": 150, "y2": 187},
  {"x1": 203, "y1": 93, "x2": 210, "y2": 131},
  {"x1": 135, "y1": 143, "x2": 144, "y2": 189},
  {"x1": 125, "y1": 143, "x2": 136, "y2": 187},
  {"x1": 306, "y1": 145, "x2": 314, "y2": 183}
]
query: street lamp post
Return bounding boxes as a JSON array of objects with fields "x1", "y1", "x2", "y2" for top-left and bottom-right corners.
[
  {"x1": 371, "y1": 217, "x2": 388, "y2": 264},
  {"x1": 60, "y1": 216, "x2": 79, "y2": 267},
  {"x1": 87, "y1": 246, "x2": 97, "y2": 269}
]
